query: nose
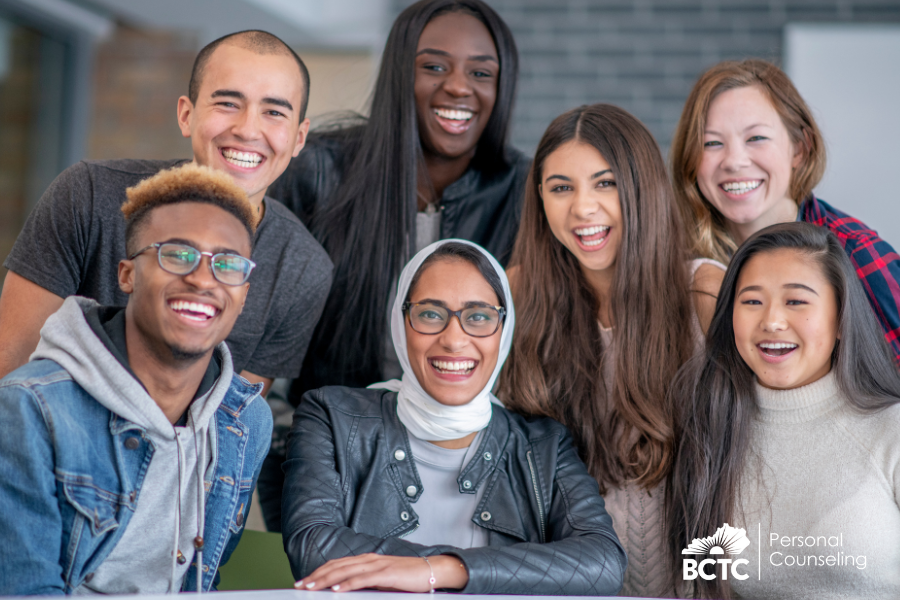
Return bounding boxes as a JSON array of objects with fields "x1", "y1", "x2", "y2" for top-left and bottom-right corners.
[
  {"x1": 442, "y1": 66, "x2": 474, "y2": 98},
  {"x1": 437, "y1": 314, "x2": 471, "y2": 353},
  {"x1": 230, "y1": 106, "x2": 263, "y2": 141},
  {"x1": 721, "y1": 140, "x2": 751, "y2": 173},
  {"x1": 571, "y1": 187, "x2": 600, "y2": 220},
  {"x1": 760, "y1": 302, "x2": 788, "y2": 333},
  {"x1": 181, "y1": 255, "x2": 219, "y2": 290}
]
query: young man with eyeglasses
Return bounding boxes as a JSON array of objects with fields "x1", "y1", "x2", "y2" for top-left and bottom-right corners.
[
  {"x1": 0, "y1": 164, "x2": 272, "y2": 594},
  {"x1": 0, "y1": 30, "x2": 332, "y2": 397}
]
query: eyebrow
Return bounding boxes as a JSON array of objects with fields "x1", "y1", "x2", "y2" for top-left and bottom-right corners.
[
  {"x1": 210, "y1": 89, "x2": 293, "y2": 111},
  {"x1": 705, "y1": 123, "x2": 773, "y2": 136},
  {"x1": 416, "y1": 48, "x2": 499, "y2": 63},
  {"x1": 545, "y1": 169, "x2": 612, "y2": 183},
  {"x1": 162, "y1": 238, "x2": 245, "y2": 257},
  {"x1": 412, "y1": 299, "x2": 498, "y2": 308},
  {"x1": 737, "y1": 283, "x2": 819, "y2": 296}
]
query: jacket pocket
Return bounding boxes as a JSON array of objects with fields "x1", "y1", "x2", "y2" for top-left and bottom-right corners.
[{"x1": 59, "y1": 475, "x2": 125, "y2": 537}]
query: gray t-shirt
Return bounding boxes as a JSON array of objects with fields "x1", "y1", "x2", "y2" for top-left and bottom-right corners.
[
  {"x1": 4, "y1": 159, "x2": 333, "y2": 378},
  {"x1": 404, "y1": 430, "x2": 489, "y2": 549}
]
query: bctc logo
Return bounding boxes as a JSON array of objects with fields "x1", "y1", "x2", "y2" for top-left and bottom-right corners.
[{"x1": 682, "y1": 523, "x2": 751, "y2": 581}]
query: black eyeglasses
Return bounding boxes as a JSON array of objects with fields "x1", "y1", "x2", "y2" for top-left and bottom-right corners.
[
  {"x1": 129, "y1": 243, "x2": 256, "y2": 286},
  {"x1": 402, "y1": 301, "x2": 505, "y2": 337}
]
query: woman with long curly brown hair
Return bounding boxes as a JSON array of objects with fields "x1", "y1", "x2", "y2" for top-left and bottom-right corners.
[
  {"x1": 498, "y1": 103, "x2": 724, "y2": 597},
  {"x1": 670, "y1": 58, "x2": 900, "y2": 364}
]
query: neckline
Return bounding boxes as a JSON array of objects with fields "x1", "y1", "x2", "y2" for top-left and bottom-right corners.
[{"x1": 754, "y1": 371, "x2": 843, "y2": 424}]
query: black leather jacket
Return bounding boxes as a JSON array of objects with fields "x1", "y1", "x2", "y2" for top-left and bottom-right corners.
[
  {"x1": 282, "y1": 387, "x2": 626, "y2": 596},
  {"x1": 267, "y1": 133, "x2": 532, "y2": 268}
]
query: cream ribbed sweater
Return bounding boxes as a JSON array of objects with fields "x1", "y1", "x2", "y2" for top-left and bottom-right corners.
[
  {"x1": 600, "y1": 259, "x2": 720, "y2": 598},
  {"x1": 730, "y1": 372, "x2": 900, "y2": 600}
]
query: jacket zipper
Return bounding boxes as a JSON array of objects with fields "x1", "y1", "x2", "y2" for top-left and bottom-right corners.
[{"x1": 526, "y1": 451, "x2": 546, "y2": 542}]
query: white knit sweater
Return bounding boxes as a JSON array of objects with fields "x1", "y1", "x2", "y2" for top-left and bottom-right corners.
[{"x1": 730, "y1": 372, "x2": 900, "y2": 600}]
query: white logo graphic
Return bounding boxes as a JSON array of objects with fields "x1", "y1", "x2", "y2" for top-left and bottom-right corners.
[
  {"x1": 683, "y1": 523, "x2": 751, "y2": 556},
  {"x1": 682, "y1": 523, "x2": 750, "y2": 581}
]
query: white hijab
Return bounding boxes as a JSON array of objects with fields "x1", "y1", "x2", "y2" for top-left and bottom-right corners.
[{"x1": 369, "y1": 239, "x2": 515, "y2": 441}]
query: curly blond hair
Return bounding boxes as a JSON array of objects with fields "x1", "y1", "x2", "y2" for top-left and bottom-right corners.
[{"x1": 121, "y1": 162, "x2": 258, "y2": 253}]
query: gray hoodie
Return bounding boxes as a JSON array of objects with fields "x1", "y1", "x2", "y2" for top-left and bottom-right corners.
[{"x1": 32, "y1": 296, "x2": 235, "y2": 594}]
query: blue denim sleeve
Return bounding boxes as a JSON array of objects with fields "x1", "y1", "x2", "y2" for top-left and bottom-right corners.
[{"x1": 0, "y1": 382, "x2": 66, "y2": 595}]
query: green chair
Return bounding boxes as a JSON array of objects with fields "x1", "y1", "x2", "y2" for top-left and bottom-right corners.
[{"x1": 217, "y1": 530, "x2": 295, "y2": 590}]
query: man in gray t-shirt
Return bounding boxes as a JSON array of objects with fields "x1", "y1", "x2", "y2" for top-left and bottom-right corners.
[{"x1": 0, "y1": 31, "x2": 332, "y2": 391}]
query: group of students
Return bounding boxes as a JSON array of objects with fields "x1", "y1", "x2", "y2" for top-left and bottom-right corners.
[{"x1": 1, "y1": 0, "x2": 899, "y2": 599}]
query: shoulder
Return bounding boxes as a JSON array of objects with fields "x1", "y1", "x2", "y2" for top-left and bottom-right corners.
[
  {"x1": 299, "y1": 386, "x2": 395, "y2": 419},
  {"x1": 690, "y1": 259, "x2": 726, "y2": 297},
  {"x1": 0, "y1": 359, "x2": 73, "y2": 391},
  {"x1": 50, "y1": 158, "x2": 187, "y2": 201},
  {"x1": 496, "y1": 404, "x2": 569, "y2": 444},
  {"x1": 256, "y1": 199, "x2": 333, "y2": 271},
  {"x1": 801, "y1": 196, "x2": 890, "y2": 249}
]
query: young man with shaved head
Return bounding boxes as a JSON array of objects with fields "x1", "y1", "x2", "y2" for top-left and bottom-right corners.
[
  {"x1": 0, "y1": 30, "x2": 332, "y2": 397},
  {"x1": 0, "y1": 164, "x2": 271, "y2": 594}
]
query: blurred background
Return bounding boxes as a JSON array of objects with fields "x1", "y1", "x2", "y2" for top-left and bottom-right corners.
[{"x1": 1, "y1": 0, "x2": 899, "y2": 279}]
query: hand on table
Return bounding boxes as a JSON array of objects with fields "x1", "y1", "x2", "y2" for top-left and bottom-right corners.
[{"x1": 295, "y1": 553, "x2": 469, "y2": 593}]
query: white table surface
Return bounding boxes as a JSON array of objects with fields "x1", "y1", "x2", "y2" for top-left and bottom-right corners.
[{"x1": 21, "y1": 590, "x2": 657, "y2": 600}]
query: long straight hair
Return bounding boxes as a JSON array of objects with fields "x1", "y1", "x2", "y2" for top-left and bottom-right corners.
[
  {"x1": 308, "y1": 0, "x2": 518, "y2": 388},
  {"x1": 499, "y1": 104, "x2": 694, "y2": 493},
  {"x1": 666, "y1": 222, "x2": 900, "y2": 599}
]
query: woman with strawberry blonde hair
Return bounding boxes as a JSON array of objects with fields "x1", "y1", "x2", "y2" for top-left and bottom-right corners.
[{"x1": 671, "y1": 58, "x2": 900, "y2": 363}]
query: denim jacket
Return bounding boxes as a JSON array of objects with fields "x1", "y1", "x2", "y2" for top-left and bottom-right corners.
[{"x1": 0, "y1": 358, "x2": 272, "y2": 595}]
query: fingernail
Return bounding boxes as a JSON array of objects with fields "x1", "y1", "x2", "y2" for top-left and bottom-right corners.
[
  {"x1": 332, "y1": 585, "x2": 340, "y2": 591},
  {"x1": 306, "y1": 582, "x2": 315, "y2": 589}
]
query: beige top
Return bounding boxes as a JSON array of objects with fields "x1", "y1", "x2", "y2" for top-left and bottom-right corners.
[
  {"x1": 729, "y1": 372, "x2": 900, "y2": 600},
  {"x1": 601, "y1": 258, "x2": 723, "y2": 598}
]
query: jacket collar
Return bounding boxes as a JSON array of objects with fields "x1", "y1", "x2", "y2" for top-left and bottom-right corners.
[{"x1": 382, "y1": 394, "x2": 509, "y2": 501}]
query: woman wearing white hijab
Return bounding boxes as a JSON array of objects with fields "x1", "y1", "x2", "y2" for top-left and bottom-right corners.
[{"x1": 281, "y1": 240, "x2": 625, "y2": 595}]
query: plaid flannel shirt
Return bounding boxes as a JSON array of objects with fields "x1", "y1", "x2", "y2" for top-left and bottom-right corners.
[{"x1": 800, "y1": 196, "x2": 900, "y2": 364}]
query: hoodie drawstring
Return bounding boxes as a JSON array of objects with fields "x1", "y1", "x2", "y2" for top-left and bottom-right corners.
[
  {"x1": 192, "y1": 418, "x2": 205, "y2": 595},
  {"x1": 170, "y1": 417, "x2": 207, "y2": 594}
]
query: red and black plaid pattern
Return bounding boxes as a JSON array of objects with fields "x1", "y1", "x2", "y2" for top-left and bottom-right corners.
[{"x1": 801, "y1": 196, "x2": 900, "y2": 364}]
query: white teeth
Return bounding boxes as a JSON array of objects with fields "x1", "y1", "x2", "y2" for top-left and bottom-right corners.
[
  {"x1": 169, "y1": 300, "x2": 218, "y2": 319},
  {"x1": 434, "y1": 108, "x2": 473, "y2": 121},
  {"x1": 222, "y1": 149, "x2": 262, "y2": 168},
  {"x1": 432, "y1": 360, "x2": 476, "y2": 372},
  {"x1": 759, "y1": 342, "x2": 798, "y2": 349},
  {"x1": 722, "y1": 180, "x2": 762, "y2": 193},
  {"x1": 574, "y1": 225, "x2": 610, "y2": 236}
]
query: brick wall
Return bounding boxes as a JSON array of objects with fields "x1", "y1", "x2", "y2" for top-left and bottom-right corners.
[{"x1": 395, "y1": 0, "x2": 900, "y2": 155}]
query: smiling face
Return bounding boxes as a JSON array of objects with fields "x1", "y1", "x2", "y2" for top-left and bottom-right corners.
[
  {"x1": 414, "y1": 11, "x2": 499, "y2": 162},
  {"x1": 177, "y1": 43, "x2": 309, "y2": 206},
  {"x1": 119, "y1": 202, "x2": 251, "y2": 364},
  {"x1": 405, "y1": 258, "x2": 503, "y2": 406},
  {"x1": 733, "y1": 248, "x2": 839, "y2": 390},
  {"x1": 697, "y1": 85, "x2": 803, "y2": 243},
  {"x1": 540, "y1": 139, "x2": 623, "y2": 278}
]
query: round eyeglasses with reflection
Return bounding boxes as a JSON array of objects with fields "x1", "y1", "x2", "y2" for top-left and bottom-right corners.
[
  {"x1": 402, "y1": 301, "x2": 505, "y2": 337},
  {"x1": 128, "y1": 242, "x2": 256, "y2": 286}
]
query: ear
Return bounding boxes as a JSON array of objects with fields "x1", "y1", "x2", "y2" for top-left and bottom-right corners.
[
  {"x1": 176, "y1": 96, "x2": 194, "y2": 139},
  {"x1": 239, "y1": 282, "x2": 250, "y2": 314},
  {"x1": 292, "y1": 117, "x2": 310, "y2": 158},
  {"x1": 537, "y1": 183, "x2": 543, "y2": 200},
  {"x1": 791, "y1": 130, "x2": 809, "y2": 170},
  {"x1": 118, "y1": 259, "x2": 136, "y2": 295}
]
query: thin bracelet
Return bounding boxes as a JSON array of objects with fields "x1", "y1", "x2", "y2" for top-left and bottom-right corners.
[{"x1": 422, "y1": 556, "x2": 436, "y2": 593}]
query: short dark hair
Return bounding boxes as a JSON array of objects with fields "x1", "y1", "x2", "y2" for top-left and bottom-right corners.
[
  {"x1": 188, "y1": 30, "x2": 311, "y2": 120},
  {"x1": 407, "y1": 242, "x2": 505, "y2": 309},
  {"x1": 122, "y1": 163, "x2": 258, "y2": 255}
]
